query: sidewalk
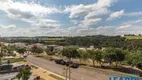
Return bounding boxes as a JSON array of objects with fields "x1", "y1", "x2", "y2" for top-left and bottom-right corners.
[
  {"x1": 23, "y1": 62, "x2": 65, "y2": 80},
  {"x1": 32, "y1": 68, "x2": 56, "y2": 80}
]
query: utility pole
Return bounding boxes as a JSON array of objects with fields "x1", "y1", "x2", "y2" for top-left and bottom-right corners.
[
  {"x1": 64, "y1": 64, "x2": 72, "y2": 80},
  {"x1": 0, "y1": 43, "x2": 3, "y2": 65},
  {"x1": 69, "y1": 67, "x2": 71, "y2": 80},
  {"x1": 66, "y1": 67, "x2": 68, "y2": 80}
]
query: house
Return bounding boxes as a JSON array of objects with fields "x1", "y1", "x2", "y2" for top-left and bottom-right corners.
[{"x1": 47, "y1": 45, "x2": 63, "y2": 52}]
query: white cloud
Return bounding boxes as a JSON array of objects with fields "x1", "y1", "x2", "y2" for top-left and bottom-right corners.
[
  {"x1": 95, "y1": 23, "x2": 142, "y2": 35},
  {"x1": 76, "y1": 28, "x2": 94, "y2": 35},
  {"x1": 41, "y1": 19, "x2": 58, "y2": 23},
  {"x1": 0, "y1": 0, "x2": 60, "y2": 23},
  {"x1": 115, "y1": 25, "x2": 142, "y2": 35},
  {"x1": 84, "y1": 8, "x2": 109, "y2": 20},
  {"x1": 107, "y1": 10, "x2": 124, "y2": 20},
  {"x1": 0, "y1": 24, "x2": 16, "y2": 29},
  {"x1": 116, "y1": 25, "x2": 131, "y2": 29},
  {"x1": 68, "y1": 26, "x2": 78, "y2": 31},
  {"x1": 64, "y1": 0, "x2": 116, "y2": 18},
  {"x1": 83, "y1": 18, "x2": 102, "y2": 26},
  {"x1": 32, "y1": 21, "x2": 60, "y2": 29},
  {"x1": 125, "y1": 12, "x2": 142, "y2": 16},
  {"x1": 64, "y1": 0, "x2": 116, "y2": 35}
]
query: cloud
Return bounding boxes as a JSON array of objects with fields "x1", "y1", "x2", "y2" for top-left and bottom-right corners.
[
  {"x1": 116, "y1": 25, "x2": 131, "y2": 29},
  {"x1": 95, "y1": 22, "x2": 142, "y2": 35},
  {"x1": 0, "y1": 24, "x2": 16, "y2": 29},
  {"x1": 84, "y1": 8, "x2": 109, "y2": 20},
  {"x1": 32, "y1": 21, "x2": 60, "y2": 29},
  {"x1": 83, "y1": 18, "x2": 102, "y2": 26},
  {"x1": 41, "y1": 19, "x2": 58, "y2": 23},
  {"x1": 76, "y1": 28, "x2": 94, "y2": 35},
  {"x1": 64, "y1": 0, "x2": 116, "y2": 35},
  {"x1": 107, "y1": 10, "x2": 124, "y2": 20},
  {"x1": 0, "y1": 0, "x2": 60, "y2": 23},
  {"x1": 125, "y1": 12, "x2": 142, "y2": 16},
  {"x1": 115, "y1": 25, "x2": 142, "y2": 35},
  {"x1": 64, "y1": 0, "x2": 116, "y2": 18}
]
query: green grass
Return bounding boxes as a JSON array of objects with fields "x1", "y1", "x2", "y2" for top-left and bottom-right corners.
[
  {"x1": 40, "y1": 38, "x2": 65, "y2": 41},
  {"x1": 124, "y1": 36, "x2": 142, "y2": 39},
  {"x1": 5, "y1": 37, "x2": 65, "y2": 41},
  {"x1": 49, "y1": 74, "x2": 64, "y2": 80},
  {"x1": 3, "y1": 58, "x2": 25, "y2": 63}
]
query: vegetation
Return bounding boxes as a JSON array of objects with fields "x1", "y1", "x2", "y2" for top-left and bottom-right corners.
[
  {"x1": 103, "y1": 48, "x2": 125, "y2": 67},
  {"x1": 3, "y1": 58, "x2": 25, "y2": 63},
  {"x1": 126, "y1": 51, "x2": 142, "y2": 68},
  {"x1": 15, "y1": 67, "x2": 31, "y2": 80},
  {"x1": 1, "y1": 36, "x2": 142, "y2": 51},
  {"x1": 17, "y1": 48, "x2": 26, "y2": 54},
  {"x1": 61, "y1": 46, "x2": 79, "y2": 60},
  {"x1": 31, "y1": 46, "x2": 43, "y2": 54},
  {"x1": 0, "y1": 35, "x2": 142, "y2": 76},
  {"x1": 49, "y1": 74, "x2": 64, "y2": 80},
  {"x1": 60, "y1": 46, "x2": 142, "y2": 70},
  {"x1": 124, "y1": 36, "x2": 142, "y2": 39},
  {"x1": 78, "y1": 50, "x2": 89, "y2": 63},
  {"x1": 0, "y1": 44, "x2": 17, "y2": 64}
]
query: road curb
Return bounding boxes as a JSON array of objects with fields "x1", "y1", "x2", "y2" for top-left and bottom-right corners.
[{"x1": 26, "y1": 61, "x2": 65, "y2": 80}]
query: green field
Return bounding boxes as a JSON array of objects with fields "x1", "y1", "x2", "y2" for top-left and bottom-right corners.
[
  {"x1": 5, "y1": 37, "x2": 65, "y2": 41},
  {"x1": 3, "y1": 58, "x2": 25, "y2": 63},
  {"x1": 40, "y1": 38, "x2": 65, "y2": 41},
  {"x1": 124, "y1": 36, "x2": 142, "y2": 39}
]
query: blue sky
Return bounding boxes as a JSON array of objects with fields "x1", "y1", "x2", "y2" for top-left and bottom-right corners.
[{"x1": 0, "y1": 0, "x2": 142, "y2": 37}]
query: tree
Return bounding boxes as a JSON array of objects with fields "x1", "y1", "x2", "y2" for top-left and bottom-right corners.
[
  {"x1": 31, "y1": 46, "x2": 43, "y2": 54},
  {"x1": 87, "y1": 50, "x2": 96, "y2": 66},
  {"x1": 0, "y1": 45, "x2": 3, "y2": 64},
  {"x1": 103, "y1": 48, "x2": 125, "y2": 67},
  {"x1": 17, "y1": 48, "x2": 26, "y2": 54},
  {"x1": 114, "y1": 48, "x2": 125, "y2": 67},
  {"x1": 78, "y1": 50, "x2": 89, "y2": 63},
  {"x1": 126, "y1": 51, "x2": 142, "y2": 68},
  {"x1": 87, "y1": 49, "x2": 103, "y2": 66},
  {"x1": 16, "y1": 68, "x2": 31, "y2": 80},
  {"x1": 44, "y1": 48, "x2": 52, "y2": 55},
  {"x1": 0, "y1": 44, "x2": 5, "y2": 64},
  {"x1": 94, "y1": 50, "x2": 103, "y2": 65},
  {"x1": 61, "y1": 46, "x2": 79, "y2": 60}
]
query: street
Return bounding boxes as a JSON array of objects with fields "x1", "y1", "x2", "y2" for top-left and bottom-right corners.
[{"x1": 27, "y1": 55, "x2": 109, "y2": 80}]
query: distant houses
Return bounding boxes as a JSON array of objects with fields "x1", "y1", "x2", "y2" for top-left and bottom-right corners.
[{"x1": 79, "y1": 46, "x2": 105, "y2": 51}]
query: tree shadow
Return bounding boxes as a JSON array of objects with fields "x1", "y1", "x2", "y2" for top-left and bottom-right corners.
[{"x1": 94, "y1": 65, "x2": 142, "y2": 77}]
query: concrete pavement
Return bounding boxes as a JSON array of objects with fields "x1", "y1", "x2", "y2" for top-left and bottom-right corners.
[
  {"x1": 0, "y1": 73, "x2": 17, "y2": 80},
  {"x1": 27, "y1": 55, "x2": 109, "y2": 80}
]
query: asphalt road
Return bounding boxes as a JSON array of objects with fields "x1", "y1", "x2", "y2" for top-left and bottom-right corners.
[{"x1": 27, "y1": 55, "x2": 109, "y2": 80}]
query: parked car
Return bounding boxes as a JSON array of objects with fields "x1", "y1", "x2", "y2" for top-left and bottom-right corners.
[
  {"x1": 55, "y1": 59, "x2": 66, "y2": 65},
  {"x1": 136, "y1": 64, "x2": 142, "y2": 70},
  {"x1": 71, "y1": 63, "x2": 79, "y2": 68},
  {"x1": 66, "y1": 61, "x2": 74, "y2": 66},
  {"x1": 66, "y1": 61, "x2": 79, "y2": 68}
]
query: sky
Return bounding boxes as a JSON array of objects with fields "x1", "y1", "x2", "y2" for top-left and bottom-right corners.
[{"x1": 0, "y1": 0, "x2": 142, "y2": 37}]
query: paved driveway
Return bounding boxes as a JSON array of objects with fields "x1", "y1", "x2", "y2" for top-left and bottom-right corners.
[{"x1": 27, "y1": 55, "x2": 109, "y2": 80}]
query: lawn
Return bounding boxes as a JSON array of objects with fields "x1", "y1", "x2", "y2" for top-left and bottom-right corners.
[
  {"x1": 49, "y1": 74, "x2": 64, "y2": 80},
  {"x1": 3, "y1": 58, "x2": 25, "y2": 63},
  {"x1": 40, "y1": 38, "x2": 65, "y2": 41},
  {"x1": 124, "y1": 36, "x2": 142, "y2": 39}
]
